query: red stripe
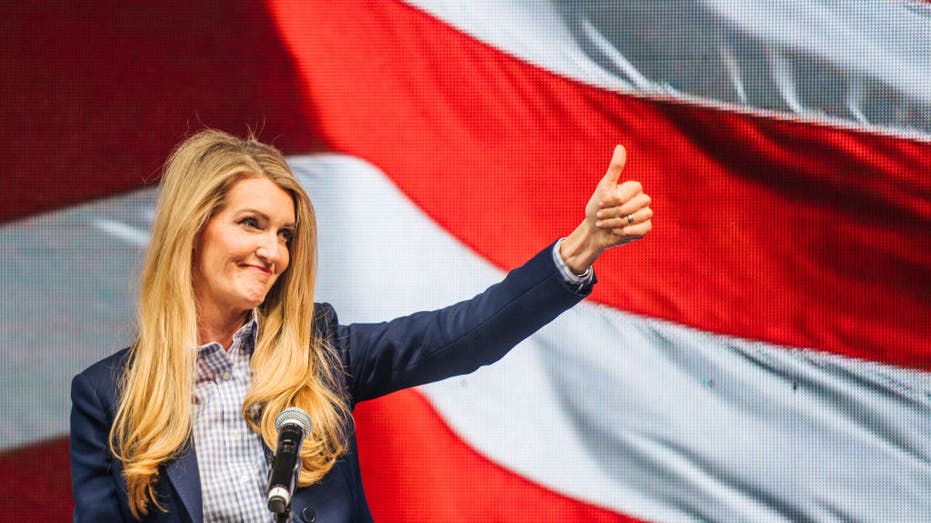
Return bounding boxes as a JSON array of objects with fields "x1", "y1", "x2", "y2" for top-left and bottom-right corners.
[
  {"x1": 354, "y1": 390, "x2": 644, "y2": 522},
  {"x1": 0, "y1": 1, "x2": 317, "y2": 223},
  {"x1": 0, "y1": 438, "x2": 73, "y2": 521},
  {"x1": 269, "y1": 0, "x2": 931, "y2": 369}
]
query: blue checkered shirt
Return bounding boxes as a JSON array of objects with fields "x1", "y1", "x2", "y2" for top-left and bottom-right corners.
[{"x1": 192, "y1": 316, "x2": 275, "y2": 523}]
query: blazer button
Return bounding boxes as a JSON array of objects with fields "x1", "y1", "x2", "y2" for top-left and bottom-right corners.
[{"x1": 301, "y1": 506, "x2": 316, "y2": 522}]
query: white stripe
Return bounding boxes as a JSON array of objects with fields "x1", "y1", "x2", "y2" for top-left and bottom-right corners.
[
  {"x1": 403, "y1": 0, "x2": 931, "y2": 140},
  {"x1": 91, "y1": 218, "x2": 150, "y2": 246},
  {"x1": 293, "y1": 155, "x2": 931, "y2": 522},
  {"x1": 0, "y1": 194, "x2": 150, "y2": 450}
]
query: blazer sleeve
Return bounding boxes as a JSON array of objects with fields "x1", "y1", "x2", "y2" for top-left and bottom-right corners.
[
  {"x1": 70, "y1": 363, "x2": 128, "y2": 522},
  {"x1": 329, "y1": 241, "x2": 594, "y2": 404}
]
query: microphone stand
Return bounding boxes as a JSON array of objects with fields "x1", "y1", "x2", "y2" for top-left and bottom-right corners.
[{"x1": 274, "y1": 507, "x2": 290, "y2": 523}]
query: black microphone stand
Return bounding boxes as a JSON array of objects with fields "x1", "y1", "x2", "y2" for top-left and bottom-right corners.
[{"x1": 274, "y1": 506, "x2": 290, "y2": 523}]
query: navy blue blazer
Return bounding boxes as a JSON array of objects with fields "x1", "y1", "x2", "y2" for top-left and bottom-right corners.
[{"x1": 70, "y1": 243, "x2": 594, "y2": 522}]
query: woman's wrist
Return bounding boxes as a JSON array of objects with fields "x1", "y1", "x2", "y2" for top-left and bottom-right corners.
[{"x1": 559, "y1": 222, "x2": 602, "y2": 275}]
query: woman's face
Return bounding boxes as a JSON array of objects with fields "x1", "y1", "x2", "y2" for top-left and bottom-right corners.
[{"x1": 193, "y1": 176, "x2": 296, "y2": 317}]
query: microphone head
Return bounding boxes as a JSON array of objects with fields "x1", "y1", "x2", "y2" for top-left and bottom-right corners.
[{"x1": 274, "y1": 406, "x2": 312, "y2": 434}]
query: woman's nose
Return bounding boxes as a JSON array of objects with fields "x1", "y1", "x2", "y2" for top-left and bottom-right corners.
[{"x1": 255, "y1": 233, "x2": 284, "y2": 265}]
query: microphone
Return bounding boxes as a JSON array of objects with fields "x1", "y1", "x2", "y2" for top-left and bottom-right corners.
[{"x1": 266, "y1": 407, "x2": 312, "y2": 515}]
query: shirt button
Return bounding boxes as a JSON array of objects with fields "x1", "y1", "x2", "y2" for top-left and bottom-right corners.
[
  {"x1": 240, "y1": 474, "x2": 249, "y2": 484},
  {"x1": 222, "y1": 371, "x2": 231, "y2": 381},
  {"x1": 232, "y1": 429, "x2": 240, "y2": 437},
  {"x1": 301, "y1": 506, "x2": 316, "y2": 522}
]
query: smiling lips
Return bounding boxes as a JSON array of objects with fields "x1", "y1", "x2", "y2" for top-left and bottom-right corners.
[{"x1": 243, "y1": 264, "x2": 272, "y2": 275}]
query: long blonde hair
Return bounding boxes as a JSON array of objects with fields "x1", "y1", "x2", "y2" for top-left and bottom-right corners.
[{"x1": 110, "y1": 130, "x2": 350, "y2": 518}]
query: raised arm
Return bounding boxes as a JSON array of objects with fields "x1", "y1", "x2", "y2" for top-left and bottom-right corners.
[
  {"x1": 329, "y1": 145, "x2": 652, "y2": 404},
  {"x1": 328, "y1": 241, "x2": 591, "y2": 404}
]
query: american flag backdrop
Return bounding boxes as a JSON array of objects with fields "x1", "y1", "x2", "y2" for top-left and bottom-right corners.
[{"x1": 1, "y1": 2, "x2": 930, "y2": 521}]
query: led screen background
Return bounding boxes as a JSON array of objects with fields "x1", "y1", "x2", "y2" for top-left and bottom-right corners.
[{"x1": 2, "y1": 2, "x2": 930, "y2": 522}]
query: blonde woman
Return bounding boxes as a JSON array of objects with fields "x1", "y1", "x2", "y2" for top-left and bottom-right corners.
[{"x1": 70, "y1": 130, "x2": 653, "y2": 522}]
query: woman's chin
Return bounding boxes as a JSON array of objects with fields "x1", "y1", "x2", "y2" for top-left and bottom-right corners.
[
  {"x1": 237, "y1": 284, "x2": 272, "y2": 307},
  {"x1": 244, "y1": 296, "x2": 267, "y2": 309},
  {"x1": 231, "y1": 292, "x2": 267, "y2": 312}
]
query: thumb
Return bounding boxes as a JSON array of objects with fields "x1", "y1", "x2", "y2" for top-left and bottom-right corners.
[{"x1": 601, "y1": 144, "x2": 627, "y2": 187}]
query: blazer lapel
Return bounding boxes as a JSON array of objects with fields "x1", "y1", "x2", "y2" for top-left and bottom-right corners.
[{"x1": 165, "y1": 441, "x2": 203, "y2": 523}]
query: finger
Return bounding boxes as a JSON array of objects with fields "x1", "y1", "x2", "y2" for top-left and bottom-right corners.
[
  {"x1": 611, "y1": 219, "x2": 652, "y2": 238},
  {"x1": 614, "y1": 180, "x2": 643, "y2": 205},
  {"x1": 595, "y1": 207, "x2": 653, "y2": 229},
  {"x1": 597, "y1": 183, "x2": 646, "y2": 210},
  {"x1": 600, "y1": 144, "x2": 627, "y2": 187},
  {"x1": 616, "y1": 192, "x2": 651, "y2": 216}
]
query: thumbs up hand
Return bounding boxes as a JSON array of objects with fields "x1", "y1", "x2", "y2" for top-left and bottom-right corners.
[
  {"x1": 559, "y1": 145, "x2": 653, "y2": 274},
  {"x1": 589, "y1": 145, "x2": 652, "y2": 245}
]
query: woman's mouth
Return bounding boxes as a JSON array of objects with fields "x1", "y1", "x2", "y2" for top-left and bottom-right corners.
[{"x1": 244, "y1": 264, "x2": 271, "y2": 275}]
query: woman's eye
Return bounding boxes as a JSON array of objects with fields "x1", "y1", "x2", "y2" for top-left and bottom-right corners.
[
  {"x1": 240, "y1": 217, "x2": 259, "y2": 228},
  {"x1": 279, "y1": 229, "x2": 294, "y2": 243}
]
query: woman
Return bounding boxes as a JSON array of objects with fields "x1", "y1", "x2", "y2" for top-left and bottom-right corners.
[{"x1": 70, "y1": 130, "x2": 653, "y2": 522}]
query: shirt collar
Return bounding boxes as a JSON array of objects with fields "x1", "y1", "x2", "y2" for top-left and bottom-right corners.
[{"x1": 193, "y1": 311, "x2": 259, "y2": 385}]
